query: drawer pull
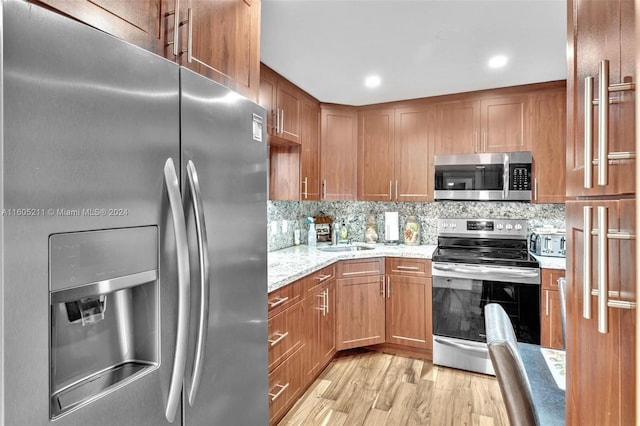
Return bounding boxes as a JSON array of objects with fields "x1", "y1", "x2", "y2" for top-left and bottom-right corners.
[
  {"x1": 268, "y1": 332, "x2": 289, "y2": 346},
  {"x1": 315, "y1": 274, "x2": 333, "y2": 282},
  {"x1": 269, "y1": 383, "x2": 290, "y2": 401},
  {"x1": 342, "y1": 270, "x2": 379, "y2": 277},
  {"x1": 268, "y1": 296, "x2": 289, "y2": 308},
  {"x1": 396, "y1": 265, "x2": 420, "y2": 271}
]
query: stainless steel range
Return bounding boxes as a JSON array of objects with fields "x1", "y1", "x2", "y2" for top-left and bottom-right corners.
[{"x1": 431, "y1": 218, "x2": 540, "y2": 375}]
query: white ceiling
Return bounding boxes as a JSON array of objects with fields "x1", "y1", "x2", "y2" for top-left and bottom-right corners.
[{"x1": 260, "y1": 0, "x2": 567, "y2": 106}]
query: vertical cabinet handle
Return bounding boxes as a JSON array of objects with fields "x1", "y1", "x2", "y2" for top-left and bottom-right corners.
[
  {"x1": 597, "y1": 61, "x2": 609, "y2": 186},
  {"x1": 280, "y1": 109, "x2": 285, "y2": 135},
  {"x1": 584, "y1": 76, "x2": 594, "y2": 188},
  {"x1": 380, "y1": 276, "x2": 385, "y2": 297},
  {"x1": 583, "y1": 206, "x2": 592, "y2": 319},
  {"x1": 172, "y1": 0, "x2": 181, "y2": 57},
  {"x1": 545, "y1": 290, "x2": 550, "y2": 316},
  {"x1": 324, "y1": 288, "x2": 329, "y2": 315},
  {"x1": 302, "y1": 177, "x2": 308, "y2": 199},
  {"x1": 388, "y1": 181, "x2": 392, "y2": 201},
  {"x1": 163, "y1": 158, "x2": 191, "y2": 422},
  {"x1": 322, "y1": 179, "x2": 327, "y2": 199},
  {"x1": 386, "y1": 276, "x2": 391, "y2": 299},
  {"x1": 534, "y1": 178, "x2": 538, "y2": 201},
  {"x1": 395, "y1": 180, "x2": 398, "y2": 201},
  {"x1": 596, "y1": 206, "x2": 608, "y2": 333}
]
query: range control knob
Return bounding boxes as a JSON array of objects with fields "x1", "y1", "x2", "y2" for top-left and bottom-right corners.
[
  {"x1": 505, "y1": 224, "x2": 513, "y2": 230},
  {"x1": 450, "y1": 223, "x2": 457, "y2": 228},
  {"x1": 515, "y1": 224, "x2": 523, "y2": 231},
  {"x1": 496, "y1": 223, "x2": 504, "y2": 230},
  {"x1": 442, "y1": 223, "x2": 449, "y2": 228}
]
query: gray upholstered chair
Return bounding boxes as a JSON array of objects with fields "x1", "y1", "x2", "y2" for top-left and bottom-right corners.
[{"x1": 484, "y1": 303, "x2": 539, "y2": 426}]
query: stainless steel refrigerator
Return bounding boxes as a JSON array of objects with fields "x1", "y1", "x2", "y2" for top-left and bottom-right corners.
[{"x1": 0, "y1": 1, "x2": 268, "y2": 425}]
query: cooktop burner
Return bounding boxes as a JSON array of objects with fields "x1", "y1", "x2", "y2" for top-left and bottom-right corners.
[{"x1": 433, "y1": 218, "x2": 540, "y2": 268}]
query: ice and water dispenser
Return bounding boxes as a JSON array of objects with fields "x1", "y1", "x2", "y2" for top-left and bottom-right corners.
[{"x1": 49, "y1": 227, "x2": 159, "y2": 419}]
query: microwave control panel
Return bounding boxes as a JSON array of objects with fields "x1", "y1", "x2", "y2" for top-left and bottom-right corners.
[{"x1": 510, "y1": 166, "x2": 531, "y2": 190}]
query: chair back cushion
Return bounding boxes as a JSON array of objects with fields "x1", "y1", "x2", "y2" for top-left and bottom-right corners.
[{"x1": 484, "y1": 303, "x2": 538, "y2": 426}]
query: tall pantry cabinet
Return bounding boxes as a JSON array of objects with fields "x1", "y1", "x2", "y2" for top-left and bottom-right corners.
[{"x1": 565, "y1": 0, "x2": 636, "y2": 424}]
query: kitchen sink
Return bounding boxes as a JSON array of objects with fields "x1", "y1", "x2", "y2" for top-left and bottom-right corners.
[{"x1": 318, "y1": 245, "x2": 375, "y2": 252}]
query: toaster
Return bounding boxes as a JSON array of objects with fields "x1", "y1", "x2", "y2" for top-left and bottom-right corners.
[{"x1": 529, "y1": 232, "x2": 566, "y2": 257}]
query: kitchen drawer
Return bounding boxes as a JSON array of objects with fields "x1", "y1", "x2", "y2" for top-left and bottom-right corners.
[
  {"x1": 386, "y1": 257, "x2": 431, "y2": 277},
  {"x1": 337, "y1": 257, "x2": 384, "y2": 278},
  {"x1": 268, "y1": 278, "x2": 303, "y2": 318},
  {"x1": 305, "y1": 263, "x2": 336, "y2": 293},
  {"x1": 269, "y1": 345, "x2": 303, "y2": 425},
  {"x1": 268, "y1": 301, "x2": 303, "y2": 371},
  {"x1": 541, "y1": 268, "x2": 565, "y2": 291}
]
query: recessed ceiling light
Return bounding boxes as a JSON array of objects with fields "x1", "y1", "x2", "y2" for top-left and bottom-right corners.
[
  {"x1": 364, "y1": 75, "x2": 382, "y2": 88},
  {"x1": 488, "y1": 55, "x2": 508, "y2": 69}
]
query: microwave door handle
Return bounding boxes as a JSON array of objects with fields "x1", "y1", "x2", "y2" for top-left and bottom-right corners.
[{"x1": 502, "y1": 153, "x2": 510, "y2": 200}]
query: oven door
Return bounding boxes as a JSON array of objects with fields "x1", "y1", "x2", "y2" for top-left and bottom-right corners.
[{"x1": 431, "y1": 262, "x2": 540, "y2": 374}]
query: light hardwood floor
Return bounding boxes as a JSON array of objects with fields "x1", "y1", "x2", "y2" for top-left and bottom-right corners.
[{"x1": 278, "y1": 350, "x2": 509, "y2": 426}]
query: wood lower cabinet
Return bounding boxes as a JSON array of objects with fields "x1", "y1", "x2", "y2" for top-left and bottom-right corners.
[
  {"x1": 385, "y1": 258, "x2": 432, "y2": 350},
  {"x1": 335, "y1": 258, "x2": 385, "y2": 349},
  {"x1": 540, "y1": 268, "x2": 566, "y2": 350},
  {"x1": 566, "y1": 199, "x2": 635, "y2": 425},
  {"x1": 268, "y1": 345, "x2": 303, "y2": 425},
  {"x1": 320, "y1": 105, "x2": 358, "y2": 200},
  {"x1": 267, "y1": 279, "x2": 304, "y2": 425},
  {"x1": 302, "y1": 280, "x2": 336, "y2": 381}
]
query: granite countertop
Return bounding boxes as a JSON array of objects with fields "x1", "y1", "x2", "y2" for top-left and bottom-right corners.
[
  {"x1": 268, "y1": 243, "x2": 437, "y2": 292},
  {"x1": 532, "y1": 254, "x2": 566, "y2": 270},
  {"x1": 268, "y1": 244, "x2": 568, "y2": 293}
]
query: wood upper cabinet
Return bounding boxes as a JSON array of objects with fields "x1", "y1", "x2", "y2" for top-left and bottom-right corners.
[
  {"x1": 566, "y1": 198, "x2": 635, "y2": 425},
  {"x1": 480, "y1": 95, "x2": 529, "y2": 152},
  {"x1": 435, "y1": 94, "x2": 529, "y2": 155},
  {"x1": 176, "y1": 0, "x2": 260, "y2": 101},
  {"x1": 395, "y1": 106, "x2": 433, "y2": 201},
  {"x1": 358, "y1": 109, "x2": 395, "y2": 201},
  {"x1": 434, "y1": 101, "x2": 478, "y2": 155},
  {"x1": 37, "y1": 0, "x2": 260, "y2": 100},
  {"x1": 530, "y1": 87, "x2": 567, "y2": 203},
  {"x1": 385, "y1": 258, "x2": 432, "y2": 350},
  {"x1": 567, "y1": 0, "x2": 635, "y2": 197},
  {"x1": 300, "y1": 98, "x2": 321, "y2": 200},
  {"x1": 335, "y1": 258, "x2": 385, "y2": 350},
  {"x1": 358, "y1": 106, "x2": 432, "y2": 202},
  {"x1": 320, "y1": 105, "x2": 358, "y2": 200},
  {"x1": 35, "y1": 0, "x2": 170, "y2": 56},
  {"x1": 259, "y1": 64, "x2": 301, "y2": 145},
  {"x1": 540, "y1": 268, "x2": 566, "y2": 350}
]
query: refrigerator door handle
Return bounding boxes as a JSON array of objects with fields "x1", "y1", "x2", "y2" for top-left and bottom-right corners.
[
  {"x1": 185, "y1": 160, "x2": 211, "y2": 406},
  {"x1": 164, "y1": 158, "x2": 191, "y2": 422}
]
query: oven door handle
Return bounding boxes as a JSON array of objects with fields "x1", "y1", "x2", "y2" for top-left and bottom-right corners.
[
  {"x1": 434, "y1": 337, "x2": 489, "y2": 355},
  {"x1": 433, "y1": 263, "x2": 539, "y2": 278}
]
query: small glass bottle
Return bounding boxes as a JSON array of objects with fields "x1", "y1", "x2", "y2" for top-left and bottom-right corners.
[
  {"x1": 364, "y1": 215, "x2": 378, "y2": 243},
  {"x1": 403, "y1": 215, "x2": 420, "y2": 246}
]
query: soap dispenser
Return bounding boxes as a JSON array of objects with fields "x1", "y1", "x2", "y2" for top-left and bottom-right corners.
[{"x1": 306, "y1": 217, "x2": 317, "y2": 247}]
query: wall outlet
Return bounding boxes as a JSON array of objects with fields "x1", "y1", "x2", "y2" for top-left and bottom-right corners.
[
  {"x1": 270, "y1": 221, "x2": 278, "y2": 235},
  {"x1": 281, "y1": 220, "x2": 288, "y2": 233}
]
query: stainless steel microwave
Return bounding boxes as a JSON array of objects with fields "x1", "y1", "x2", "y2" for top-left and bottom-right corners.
[{"x1": 434, "y1": 152, "x2": 532, "y2": 201}]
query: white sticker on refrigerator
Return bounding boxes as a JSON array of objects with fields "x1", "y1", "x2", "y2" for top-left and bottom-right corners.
[{"x1": 252, "y1": 113, "x2": 263, "y2": 142}]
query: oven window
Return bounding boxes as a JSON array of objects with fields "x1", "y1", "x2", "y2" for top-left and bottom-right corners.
[
  {"x1": 434, "y1": 164, "x2": 504, "y2": 191},
  {"x1": 432, "y1": 277, "x2": 540, "y2": 344}
]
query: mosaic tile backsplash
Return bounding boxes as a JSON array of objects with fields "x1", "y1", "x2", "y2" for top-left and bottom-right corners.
[{"x1": 268, "y1": 201, "x2": 565, "y2": 252}]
